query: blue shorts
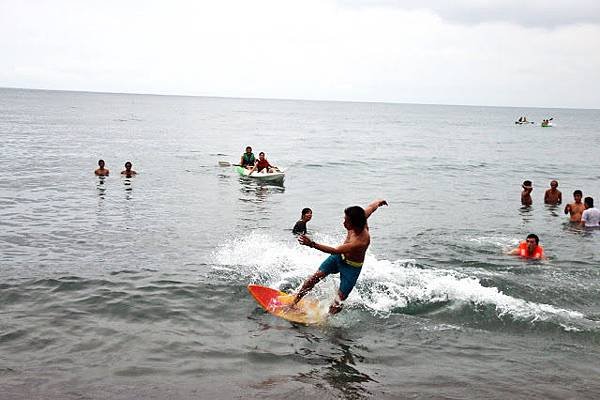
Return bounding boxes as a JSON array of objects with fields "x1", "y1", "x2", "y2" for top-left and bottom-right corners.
[{"x1": 318, "y1": 254, "x2": 362, "y2": 298}]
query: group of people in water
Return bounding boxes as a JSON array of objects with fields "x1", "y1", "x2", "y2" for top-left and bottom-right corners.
[
  {"x1": 515, "y1": 179, "x2": 600, "y2": 259},
  {"x1": 240, "y1": 146, "x2": 280, "y2": 174},
  {"x1": 94, "y1": 159, "x2": 137, "y2": 178},
  {"x1": 515, "y1": 116, "x2": 553, "y2": 126}
]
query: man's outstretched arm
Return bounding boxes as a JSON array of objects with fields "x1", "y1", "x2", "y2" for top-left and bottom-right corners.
[{"x1": 364, "y1": 199, "x2": 388, "y2": 219}]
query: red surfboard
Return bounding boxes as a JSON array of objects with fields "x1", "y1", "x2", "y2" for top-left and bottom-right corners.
[{"x1": 247, "y1": 284, "x2": 326, "y2": 325}]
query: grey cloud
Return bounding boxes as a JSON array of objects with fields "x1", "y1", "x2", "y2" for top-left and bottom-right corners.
[{"x1": 338, "y1": 0, "x2": 600, "y2": 28}]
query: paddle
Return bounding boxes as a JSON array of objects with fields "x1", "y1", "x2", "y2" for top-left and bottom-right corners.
[{"x1": 218, "y1": 161, "x2": 241, "y2": 167}]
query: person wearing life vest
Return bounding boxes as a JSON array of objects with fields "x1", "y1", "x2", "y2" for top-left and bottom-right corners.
[
  {"x1": 510, "y1": 233, "x2": 544, "y2": 259},
  {"x1": 248, "y1": 152, "x2": 278, "y2": 175},
  {"x1": 240, "y1": 146, "x2": 256, "y2": 170}
]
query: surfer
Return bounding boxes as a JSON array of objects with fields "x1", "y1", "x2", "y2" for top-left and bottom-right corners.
[
  {"x1": 292, "y1": 199, "x2": 388, "y2": 314},
  {"x1": 94, "y1": 159, "x2": 110, "y2": 176},
  {"x1": 509, "y1": 234, "x2": 544, "y2": 259},
  {"x1": 240, "y1": 146, "x2": 256, "y2": 170},
  {"x1": 581, "y1": 197, "x2": 600, "y2": 227},
  {"x1": 521, "y1": 180, "x2": 533, "y2": 206},
  {"x1": 293, "y1": 208, "x2": 312, "y2": 235},
  {"x1": 564, "y1": 190, "x2": 585, "y2": 222},
  {"x1": 544, "y1": 180, "x2": 562, "y2": 205},
  {"x1": 249, "y1": 152, "x2": 278, "y2": 175},
  {"x1": 120, "y1": 161, "x2": 137, "y2": 178}
]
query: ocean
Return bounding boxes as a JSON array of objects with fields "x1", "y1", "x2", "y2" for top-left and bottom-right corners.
[{"x1": 1, "y1": 87, "x2": 600, "y2": 399}]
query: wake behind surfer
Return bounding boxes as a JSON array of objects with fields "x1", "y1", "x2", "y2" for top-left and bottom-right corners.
[{"x1": 292, "y1": 199, "x2": 388, "y2": 314}]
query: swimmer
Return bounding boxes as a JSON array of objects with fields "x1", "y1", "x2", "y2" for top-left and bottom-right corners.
[
  {"x1": 581, "y1": 197, "x2": 600, "y2": 228},
  {"x1": 564, "y1": 190, "x2": 585, "y2": 222},
  {"x1": 292, "y1": 199, "x2": 388, "y2": 314},
  {"x1": 521, "y1": 180, "x2": 533, "y2": 206},
  {"x1": 95, "y1": 159, "x2": 110, "y2": 176},
  {"x1": 509, "y1": 233, "x2": 544, "y2": 259},
  {"x1": 121, "y1": 161, "x2": 137, "y2": 178},
  {"x1": 544, "y1": 180, "x2": 562, "y2": 205},
  {"x1": 292, "y1": 208, "x2": 313, "y2": 235}
]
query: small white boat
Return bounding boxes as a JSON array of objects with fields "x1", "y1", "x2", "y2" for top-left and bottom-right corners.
[{"x1": 235, "y1": 166, "x2": 285, "y2": 183}]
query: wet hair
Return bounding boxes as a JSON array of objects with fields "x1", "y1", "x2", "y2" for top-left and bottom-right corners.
[
  {"x1": 526, "y1": 233, "x2": 539, "y2": 245},
  {"x1": 523, "y1": 180, "x2": 532, "y2": 187},
  {"x1": 301, "y1": 207, "x2": 312, "y2": 216},
  {"x1": 344, "y1": 206, "x2": 367, "y2": 231},
  {"x1": 584, "y1": 197, "x2": 594, "y2": 208},
  {"x1": 98, "y1": 159, "x2": 105, "y2": 166},
  {"x1": 574, "y1": 190, "x2": 582, "y2": 196},
  {"x1": 125, "y1": 161, "x2": 132, "y2": 168}
]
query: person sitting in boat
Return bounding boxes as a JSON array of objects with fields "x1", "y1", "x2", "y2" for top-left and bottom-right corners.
[
  {"x1": 249, "y1": 152, "x2": 278, "y2": 174},
  {"x1": 240, "y1": 146, "x2": 256, "y2": 170}
]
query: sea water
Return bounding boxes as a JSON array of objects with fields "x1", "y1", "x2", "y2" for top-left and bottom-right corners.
[{"x1": 1, "y1": 87, "x2": 600, "y2": 399}]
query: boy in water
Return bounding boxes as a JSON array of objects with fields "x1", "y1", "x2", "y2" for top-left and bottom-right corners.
[
  {"x1": 510, "y1": 233, "x2": 544, "y2": 259},
  {"x1": 581, "y1": 197, "x2": 600, "y2": 228},
  {"x1": 95, "y1": 159, "x2": 110, "y2": 176},
  {"x1": 564, "y1": 190, "x2": 585, "y2": 222},
  {"x1": 521, "y1": 180, "x2": 533, "y2": 206},
  {"x1": 293, "y1": 208, "x2": 312, "y2": 235},
  {"x1": 544, "y1": 180, "x2": 562, "y2": 205},
  {"x1": 121, "y1": 161, "x2": 137, "y2": 178},
  {"x1": 293, "y1": 199, "x2": 388, "y2": 314}
]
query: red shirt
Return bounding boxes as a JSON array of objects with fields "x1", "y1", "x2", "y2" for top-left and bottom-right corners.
[
  {"x1": 256, "y1": 158, "x2": 271, "y2": 170},
  {"x1": 517, "y1": 242, "x2": 544, "y2": 259}
]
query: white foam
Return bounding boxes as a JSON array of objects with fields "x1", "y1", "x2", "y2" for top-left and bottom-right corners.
[{"x1": 213, "y1": 232, "x2": 594, "y2": 330}]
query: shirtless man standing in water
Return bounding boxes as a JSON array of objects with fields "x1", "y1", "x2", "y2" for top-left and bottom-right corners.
[
  {"x1": 94, "y1": 159, "x2": 109, "y2": 176},
  {"x1": 565, "y1": 190, "x2": 585, "y2": 222},
  {"x1": 544, "y1": 180, "x2": 562, "y2": 205},
  {"x1": 293, "y1": 199, "x2": 388, "y2": 314}
]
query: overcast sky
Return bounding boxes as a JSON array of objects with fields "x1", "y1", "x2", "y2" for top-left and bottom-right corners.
[{"x1": 1, "y1": 0, "x2": 599, "y2": 108}]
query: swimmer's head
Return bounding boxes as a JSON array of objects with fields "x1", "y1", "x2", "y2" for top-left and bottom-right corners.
[
  {"x1": 550, "y1": 180, "x2": 558, "y2": 188},
  {"x1": 584, "y1": 197, "x2": 594, "y2": 208},
  {"x1": 526, "y1": 233, "x2": 539, "y2": 245},
  {"x1": 574, "y1": 190, "x2": 583, "y2": 200},
  {"x1": 125, "y1": 161, "x2": 132, "y2": 170},
  {"x1": 522, "y1": 180, "x2": 532, "y2": 189},
  {"x1": 302, "y1": 208, "x2": 312, "y2": 221},
  {"x1": 98, "y1": 159, "x2": 105, "y2": 168},
  {"x1": 344, "y1": 206, "x2": 367, "y2": 231}
]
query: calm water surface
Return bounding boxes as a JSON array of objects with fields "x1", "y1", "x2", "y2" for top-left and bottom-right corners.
[{"x1": 1, "y1": 88, "x2": 600, "y2": 399}]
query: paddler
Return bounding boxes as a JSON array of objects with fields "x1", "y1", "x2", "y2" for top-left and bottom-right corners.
[
  {"x1": 248, "y1": 152, "x2": 278, "y2": 174},
  {"x1": 293, "y1": 199, "x2": 388, "y2": 314},
  {"x1": 240, "y1": 146, "x2": 256, "y2": 170}
]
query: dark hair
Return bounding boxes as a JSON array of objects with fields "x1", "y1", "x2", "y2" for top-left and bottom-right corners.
[
  {"x1": 584, "y1": 197, "x2": 594, "y2": 208},
  {"x1": 574, "y1": 190, "x2": 583, "y2": 196},
  {"x1": 246, "y1": 146, "x2": 252, "y2": 151},
  {"x1": 259, "y1": 152, "x2": 265, "y2": 156},
  {"x1": 344, "y1": 206, "x2": 367, "y2": 231},
  {"x1": 98, "y1": 159, "x2": 105, "y2": 165},
  {"x1": 301, "y1": 208, "x2": 312, "y2": 216},
  {"x1": 125, "y1": 161, "x2": 132, "y2": 168},
  {"x1": 523, "y1": 180, "x2": 532, "y2": 187},
  {"x1": 526, "y1": 233, "x2": 539, "y2": 244}
]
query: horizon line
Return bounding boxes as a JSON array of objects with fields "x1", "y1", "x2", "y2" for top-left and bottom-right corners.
[{"x1": 1, "y1": 85, "x2": 597, "y2": 111}]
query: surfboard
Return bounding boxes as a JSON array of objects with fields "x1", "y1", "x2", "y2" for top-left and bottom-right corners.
[{"x1": 247, "y1": 284, "x2": 327, "y2": 325}]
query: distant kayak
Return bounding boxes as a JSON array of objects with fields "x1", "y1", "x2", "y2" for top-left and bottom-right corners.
[
  {"x1": 541, "y1": 123, "x2": 553, "y2": 127},
  {"x1": 235, "y1": 166, "x2": 285, "y2": 182}
]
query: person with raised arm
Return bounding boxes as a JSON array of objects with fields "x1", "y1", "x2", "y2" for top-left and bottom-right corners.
[{"x1": 293, "y1": 199, "x2": 388, "y2": 314}]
